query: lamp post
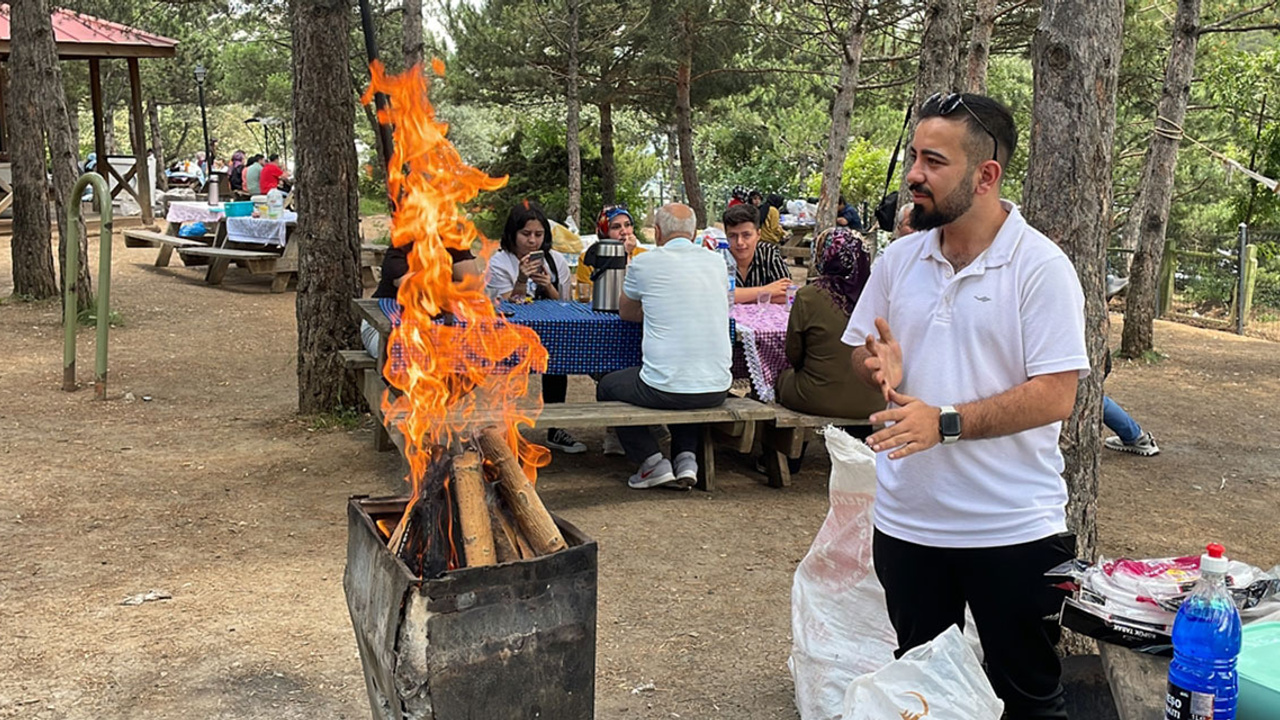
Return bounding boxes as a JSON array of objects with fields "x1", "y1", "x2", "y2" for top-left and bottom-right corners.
[{"x1": 194, "y1": 63, "x2": 213, "y2": 185}]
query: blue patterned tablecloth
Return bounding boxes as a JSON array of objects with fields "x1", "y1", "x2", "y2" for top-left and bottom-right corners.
[{"x1": 378, "y1": 298, "x2": 642, "y2": 375}]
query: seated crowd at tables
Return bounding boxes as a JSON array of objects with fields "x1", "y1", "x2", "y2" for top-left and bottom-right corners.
[{"x1": 368, "y1": 195, "x2": 884, "y2": 490}]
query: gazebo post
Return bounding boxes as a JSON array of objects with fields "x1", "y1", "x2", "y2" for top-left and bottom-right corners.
[
  {"x1": 126, "y1": 58, "x2": 152, "y2": 224},
  {"x1": 0, "y1": 65, "x2": 8, "y2": 155},
  {"x1": 88, "y1": 58, "x2": 107, "y2": 179}
]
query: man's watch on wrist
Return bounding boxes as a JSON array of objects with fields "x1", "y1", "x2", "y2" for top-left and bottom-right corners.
[{"x1": 939, "y1": 405, "x2": 962, "y2": 445}]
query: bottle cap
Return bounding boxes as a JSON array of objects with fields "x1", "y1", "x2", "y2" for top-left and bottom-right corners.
[{"x1": 1201, "y1": 543, "x2": 1229, "y2": 575}]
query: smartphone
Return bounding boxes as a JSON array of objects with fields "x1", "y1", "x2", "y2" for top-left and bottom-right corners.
[{"x1": 527, "y1": 250, "x2": 545, "y2": 264}]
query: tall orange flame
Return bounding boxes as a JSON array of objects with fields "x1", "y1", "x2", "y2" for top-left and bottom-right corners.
[{"x1": 362, "y1": 61, "x2": 551, "y2": 571}]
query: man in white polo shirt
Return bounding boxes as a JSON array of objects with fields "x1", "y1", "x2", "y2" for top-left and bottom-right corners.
[
  {"x1": 597, "y1": 203, "x2": 732, "y2": 490},
  {"x1": 843, "y1": 93, "x2": 1089, "y2": 720}
]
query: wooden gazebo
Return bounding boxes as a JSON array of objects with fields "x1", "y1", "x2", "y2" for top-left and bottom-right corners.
[{"x1": 0, "y1": 5, "x2": 177, "y2": 224}]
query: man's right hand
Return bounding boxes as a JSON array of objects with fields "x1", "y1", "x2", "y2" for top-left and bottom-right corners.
[
  {"x1": 864, "y1": 317, "x2": 903, "y2": 403},
  {"x1": 761, "y1": 278, "x2": 792, "y2": 302}
]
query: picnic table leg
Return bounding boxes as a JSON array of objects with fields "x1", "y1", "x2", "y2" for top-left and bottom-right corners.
[
  {"x1": 694, "y1": 425, "x2": 715, "y2": 492},
  {"x1": 205, "y1": 256, "x2": 231, "y2": 285},
  {"x1": 270, "y1": 272, "x2": 291, "y2": 293},
  {"x1": 763, "y1": 449, "x2": 791, "y2": 488},
  {"x1": 155, "y1": 244, "x2": 175, "y2": 268}
]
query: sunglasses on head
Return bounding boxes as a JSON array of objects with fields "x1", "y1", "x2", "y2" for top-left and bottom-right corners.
[{"x1": 925, "y1": 92, "x2": 999, "y2": 162}]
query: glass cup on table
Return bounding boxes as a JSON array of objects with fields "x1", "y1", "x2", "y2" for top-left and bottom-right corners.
[
  {"x1": 785, "y1": 284, "x2": 797, "y2": 306},
  {"x1": 756, "y1": 290, "x2": 772, "y2": 305}
]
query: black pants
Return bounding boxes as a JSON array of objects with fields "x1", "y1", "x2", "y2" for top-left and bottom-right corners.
[
  {"x1": 596, "y1": 366, "x2": 727, "y2": 463},
  {"x1": 542, "y1": 374, "x2": 567, "y2": 435},
  {"x1": 873, "y1": 529, "x2": 1076, "y2": 720}
]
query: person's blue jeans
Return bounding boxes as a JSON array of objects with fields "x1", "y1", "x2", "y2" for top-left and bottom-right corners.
[{"x1": 1102, "y1": 396, "x2": 1142, "y2": 443}]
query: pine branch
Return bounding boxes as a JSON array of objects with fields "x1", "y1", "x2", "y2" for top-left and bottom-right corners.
[{"x1": 1200, "y1": 1, "x2": 1277, "y2": 33}]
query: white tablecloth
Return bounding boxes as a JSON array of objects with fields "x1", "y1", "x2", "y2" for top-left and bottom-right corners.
[
  {"x1": 166, "y1": 200, "x2": 225, "y2": 224},
  {"x1": 225, "y1": 211, "x2": 298, "y2": 248}
]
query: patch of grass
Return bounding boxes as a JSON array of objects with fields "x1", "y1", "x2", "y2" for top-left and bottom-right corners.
[
  {"x1": 2, "y1": 293, "x2": 40, "y2": 305},
  {"x1": 306, "y1": 405, "x2": 365, "y2": 431},
  {"x1": 1138, "y1": 349, "x2": 1166, "y2": 364},
  {"x1": 359, "y1": 195, "x2": 390, "y2": 217},
  {"x1": 76, "y1": 308, "x2": 125, "y2": 327}
]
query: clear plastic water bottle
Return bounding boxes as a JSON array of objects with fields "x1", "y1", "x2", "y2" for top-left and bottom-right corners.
[
  {"x1": 1165, "y1": 543, "x2": 1242, "y2": 720},
  {"x1": 717, "y1": 240, "x2": 736, "y2": 312}
]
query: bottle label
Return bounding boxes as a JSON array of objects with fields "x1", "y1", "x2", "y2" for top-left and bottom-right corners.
[{"x1": 1165, "y1": 681, "x2": 1214, "y2": 720}]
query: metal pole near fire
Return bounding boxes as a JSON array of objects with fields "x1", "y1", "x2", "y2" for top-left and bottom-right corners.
[
  {"x1": 357, "y1": 0, "x2": 396, "y2": 196},
  {"x1": 63, "y1": 173, "x2": 114, "y2": 398},
  {"x1": 194, "y1": 63, "x2": 213, "y2": 183},
  {"x1": 1236, "y1": 223, "x2": 1248, "y2": 336}
]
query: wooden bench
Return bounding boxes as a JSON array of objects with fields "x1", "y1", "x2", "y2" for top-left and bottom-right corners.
[
  {"x1": 760, "y1": 407, "x2": 873, "y2": 488},
  {"x1": 178, "y1": 246, "x2": 289, "y2": 289},
  {"x1": 340, "y1": 349, "x2": 378, "y2": 372},
  {"x1": 360, "y1": 243, "x2": 389, "y2": 287},
  {"x1": 348, "y1": 297, "x2": 777, "y2": 491},
  {"x1": 778, "y1": 245, "x2": 810, "y2": 266},
  {"x1": 122, "y1": 228, "x2": 209, "y2": 268},
  {"x1": 360, "y1": 374, "x2": 773, "y2": 492}
]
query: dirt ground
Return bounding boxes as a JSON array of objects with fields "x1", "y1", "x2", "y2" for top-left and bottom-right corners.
[{"x1": 1, "y1": 230, "x2": 1278, "y2": 719}]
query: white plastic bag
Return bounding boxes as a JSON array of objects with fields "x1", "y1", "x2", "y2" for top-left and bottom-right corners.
[
  {"x1": 789, "y1": 427, "x2": 898, "y2": 720},
  {"x1": 842, "y1": 625, "x2": 1004, "y2": 720}
]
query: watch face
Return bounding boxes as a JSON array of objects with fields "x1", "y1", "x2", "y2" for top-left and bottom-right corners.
[{"x1": 940, "y1": 412, "x2": 961, "y2": 437}]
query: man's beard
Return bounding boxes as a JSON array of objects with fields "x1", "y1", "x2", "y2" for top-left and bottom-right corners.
[{"x1": 909, "y1": 179, "x2": 975, "y2": 231}]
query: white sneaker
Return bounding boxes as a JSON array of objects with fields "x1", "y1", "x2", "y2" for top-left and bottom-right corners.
[
  {"x1": 1104, "y1": 431, "x2": 1160, "y2": 456},
  {"x1": 673, "y1": 452, "x2": 698, "y2": 490},
  {"x1": 603, "y1": 428, "x2": 626, "y2": 456},
  {"x1": 628, "y1": 454, "x2": 677, "y2": 489}
]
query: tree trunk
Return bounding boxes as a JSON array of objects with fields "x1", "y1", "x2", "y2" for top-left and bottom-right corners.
[
  {"x1": 149, "y1": 98, "x2": 168, "y2": 192},
  {"x1": 7, "y1": 0, "x2": 59, "y2": 300},
  {"x1": 41, "y1": 45, "x2": 92, "y2": 313},
  {"x1": 403, "y1": 0, "x2": 423, "y2": 70},
  {"x1": 564, "y1": 0, "x2": 582, "y2": 229},
  {"x1": 899, "y1": 0, "x2": 965, "y2": 210},
  {"x1": 292, "y1": 0, "x2": 364, "y2": 414},
  {"x1": 815, "y1": 9, "x2": 866, "y2": 234},
  {"x1": 674, "y1": 16, "x2": 706, "y2": 227},
  {"x1": 1120, "y1": 0, "x2": 1202, "y2": 359},
  {"x1": 666, "y1": 124, "x2": 681, "y2": 204},
  {"x1": 965, "y1": 0, "x2": 997, "y2": 94},
  {"x1": 1021, "y1": 0, "x2": 1125, "y2": 566},
  {"x1": 599, "y1": 101, "x2": 616, "y2": 207},
  {"x1": 103, "y1": 106, "x2": 117, "y2": 156}
]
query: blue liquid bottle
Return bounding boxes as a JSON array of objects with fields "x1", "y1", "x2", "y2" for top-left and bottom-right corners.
[{"x1": 1165, "y1": 543, "x2": 1243, "y2": 720}]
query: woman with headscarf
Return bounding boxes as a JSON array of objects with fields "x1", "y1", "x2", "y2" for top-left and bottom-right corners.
[
  {"x1": 228, "y1": 150, "x2": 246, "y2": 195},
  {"x1": 775, "y1": 227, "x2": 884, "y2": 421},
  {"x1": 576, "y1": 204, "x2": 646, "y2": 297}
]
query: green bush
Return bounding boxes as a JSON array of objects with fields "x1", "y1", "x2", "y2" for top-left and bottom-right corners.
[{"x1": 470, "y1": 119, "x2": 654, "y2": 239}]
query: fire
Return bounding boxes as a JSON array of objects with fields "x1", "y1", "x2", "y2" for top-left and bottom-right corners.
[{"x1": 362, "y1": 61, "x2": 551, "y2": 572}]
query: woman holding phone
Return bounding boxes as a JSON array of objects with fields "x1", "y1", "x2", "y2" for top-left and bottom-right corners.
[
  {"x1": 484, "y1": 200, "x2": 584, "y2": 453},
  {"x1": 486, "y1": 199, "x2": 570, "y2": 302}
]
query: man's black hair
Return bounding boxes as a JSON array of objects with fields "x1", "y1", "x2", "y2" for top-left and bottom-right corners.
[
  {"x1": 268, "y1": 153, "x2": 280, "y2": 162},
  {"x1": 722, "y1": 203, "x2": 759, "y2": 229},
  {"x1": 918, "y1": 93, "x2": 1017, "y2": 170}
]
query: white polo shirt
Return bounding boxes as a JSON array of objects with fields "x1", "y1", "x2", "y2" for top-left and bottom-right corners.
[
  {"x1": 624, "y1": 238, "x2": 732, "y2": 394},
  {"x1": 843, "y1": 201, "x2": 1089, "y2": 548}
]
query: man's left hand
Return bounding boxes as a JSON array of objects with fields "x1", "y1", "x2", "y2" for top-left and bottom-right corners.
[{"x1": 867, "y1": 389, "x2": 942, "y2": 460}]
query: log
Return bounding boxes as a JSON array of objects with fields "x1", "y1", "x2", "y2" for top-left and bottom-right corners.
[
  {"x1": 451, "y1": 451, "x2": 496, "y2": 568},
  {"x1": 490, "y1": 507, "x2": 519, "y2": 564},
  {"x1": 476, "y1": 427, "x2": 567, "y2": 555}
]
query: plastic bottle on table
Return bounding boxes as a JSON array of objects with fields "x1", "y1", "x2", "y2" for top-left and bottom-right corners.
[
  {"x1": 266, "y1": 188, "x2": 285, "y2": 219},
  {"x1": 1165, "y1": 543, "x2": 1242, "y2": 720},
  {"x1": 717, "y1": 240, "x2": 736, "y2": 313}
]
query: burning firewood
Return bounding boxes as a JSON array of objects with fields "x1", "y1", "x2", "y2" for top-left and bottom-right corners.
[
  {"x1": 476, "y1": 426, "x2": 568, "y2": 555},
  {"x1": 451, "y1": 451, "x2": 495, "y2": 567}
]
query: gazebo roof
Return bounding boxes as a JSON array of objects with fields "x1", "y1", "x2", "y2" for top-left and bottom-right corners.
[{"x1": 0, "y1": 5, "x2": 178, "y2": 60}]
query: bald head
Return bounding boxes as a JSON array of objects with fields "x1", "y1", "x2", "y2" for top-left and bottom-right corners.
[{"x1": 654, "y1": 203, "x2": 696, "y2": 245}]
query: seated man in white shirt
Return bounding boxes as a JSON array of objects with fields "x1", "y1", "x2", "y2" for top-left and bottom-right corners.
[{"x1": 596, "y1": 203, "x2": 733, "y2": 490}]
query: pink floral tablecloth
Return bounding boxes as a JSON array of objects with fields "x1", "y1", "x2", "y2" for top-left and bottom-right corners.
[{"x1": 731, "y1": 303, "x2": 791, "y2": 403}]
